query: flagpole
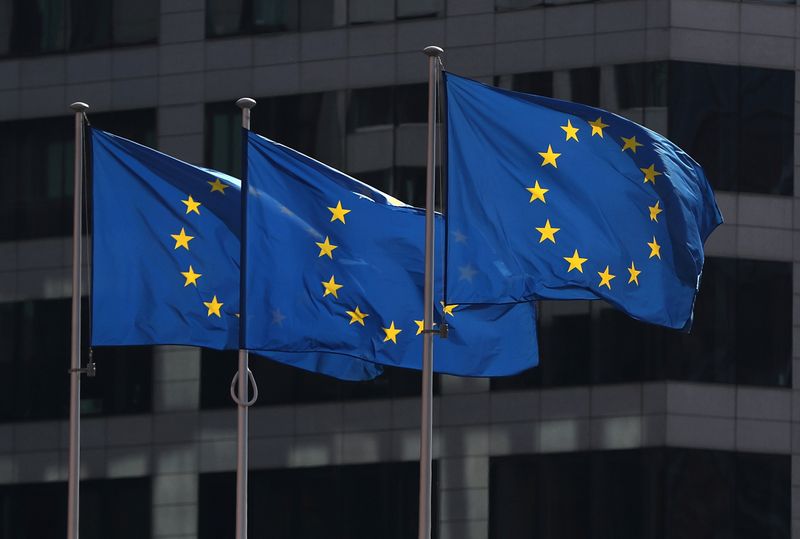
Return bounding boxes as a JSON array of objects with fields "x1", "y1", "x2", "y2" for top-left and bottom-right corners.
[
  {"x1": 67, "y1": 101, "x2": 89, "y2": 539},
  {"x1": 418, "y1": 45, "x2": 443, "y2": 539},
  {"x1": 234, "y1": 97, "x2": 256, "y2": 539}
]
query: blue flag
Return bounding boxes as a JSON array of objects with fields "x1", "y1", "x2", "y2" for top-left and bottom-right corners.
[
  {"x1": 242, "y1": 131, "x2": 538, "y2": 376},
  {"x1": 444, "y1": 72, "x2": 723, "y2": 329},
  {"x1": 91, "y1": 128, "x2": 382, "y2": 380}
]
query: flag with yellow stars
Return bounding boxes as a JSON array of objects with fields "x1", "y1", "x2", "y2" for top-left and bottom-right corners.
[
  {"x1": 443, "y1": 72, "x2": 723, "y2": 330},
  {"x1": 242, "y1": 131, "x2": 538, "y2": 376},
  {"x1": 90, "y1": 128, "x2": 381, "y2": 380}
]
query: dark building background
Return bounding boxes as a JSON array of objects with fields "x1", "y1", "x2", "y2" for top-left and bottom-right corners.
[{"x1": 0, "y1": 0, "x2": 796, "y2": 537}]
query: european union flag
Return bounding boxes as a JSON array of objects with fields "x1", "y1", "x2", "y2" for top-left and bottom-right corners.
[
  {"x1": 243, "y1": 131, "x2": 538, "y2": 376},
  {"x1": 91, "y1": 128, "x2": 381, "y2": 381},
  {"x1": 444, "y1": 72, "x2": 723, "y2": 329}
]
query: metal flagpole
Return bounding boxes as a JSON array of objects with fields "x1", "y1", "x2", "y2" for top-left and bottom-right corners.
[
  {"x1": 234, "y1": 97, "x2": 257, "y2": 539},
  {"x1": 67, "y1": 101, "x2": 89, "y2": 539},
  {"x1": 418, "y1": 45, "x2": 443, "y2": 539}
]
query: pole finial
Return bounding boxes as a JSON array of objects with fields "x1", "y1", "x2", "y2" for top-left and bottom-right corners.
[
  {"x1": 423, "y1": 46, "x2": 443, "y2": 57},
  {"x1": 69, "y1": 102, "x2": 89, "y2": 112},
  {"x1": 236, "y1": 98, "x2": 257, "y2": 110}
]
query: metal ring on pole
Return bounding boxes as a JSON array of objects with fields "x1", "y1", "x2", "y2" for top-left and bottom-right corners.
[{"x1": 229, "y1": 368, "x2": 258, "y2": 407}]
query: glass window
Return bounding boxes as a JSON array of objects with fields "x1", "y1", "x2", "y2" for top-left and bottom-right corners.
[
  {"x1": 569, "y1": 67, "x2": 600, "y2": 107},
  {"x1": 200, "y1": 348, "x2": 432, "y2": 408},
  {"x1": 252, "y1": 0, "x2": 299, "y2": 33},
  {"x1": 206, "y1": 0, "x2": 247, "y2": 37},
  {"x1": 112, "y1": 0, "x2": 158, "y2": 45},
  {"x1": 0, "y1": 0, "x2": 155, "y2": 57},
  {"x1": 206, "y1": 92, "x2": 344, "y2": 177},
  {"x1": 495, "y1": 71, "x2": 553, "y2": 96},
  {"x1": 301, "y1": 0, "x2": 346, "y2": 31},
  {"x1": 199, "y1": 462, "x2": 437, "y2": 539},
  {"x1": 493, "y1": 257, "x2": 791, "y2": 390},
  {"x1": 0, "y1": 477, "x2": 151, "y2": 539},
  {"x1": 0, "y1": 298, "x2": 153, "y2": 422},
  {"x1": 667, "y1": 61, "x2": 793, "y2": 195},
  {"x1": 491, "y1": 449, "x2": 789, "y2": 539},
  {"x1": 348, "y1": 0, "x2": 394, "y2": 24},
  {"x1": 0, "y1": 109, "x2": 156, "y2": 241}
]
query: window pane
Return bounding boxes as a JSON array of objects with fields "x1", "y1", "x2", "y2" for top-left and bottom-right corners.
[
  {"x1": 252, "y1": 0, "x2": 299, "y2": 33},
  {"x1": 199, "y1": 462, "x2": 437, "y2": 539},
  {"x1": 348, "y1": 86, "x2": 394, "y2": 132},
  {"x1": 668, "y1": 61, "x2": 793, "y2": 195},
  {"x1": 112, "y1": 0, "x2": 157, "y2": 45},
  {"x1": 495, "y1": 71, "x2": 553, "y2": 96},
  {"x1": 7, "y1": 0, "x2": 66, "y2": 55},
  {"x1": 206, "y1": 0, "x2": 247, "y2": 37},
  {"x1": 300, "y1": 0, "x2": 346, "y2": 31},
  {"x1": 738, "y1": 66, "x2": 793, "y2": 195},
  {"x1": 569, "y1": 66, "x2": 600, "y2": 107},
  {"x1": 69, "y1": 0, "x2": 112, "y2": 50},
  {"x1": 491, "y1": 450, "x2": 789, "y2": 539},
  {"x1": 0, "y1": 478, "x2": 151, "y2": 538},
  {"x1": 348, "y1": 0, "x2": 393, "y2": 24}
]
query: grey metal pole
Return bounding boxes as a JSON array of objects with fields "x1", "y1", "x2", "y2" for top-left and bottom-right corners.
[
  {"x1": 67, "y1": 101, "x2": 89, "y2": 539},
  {"x1": 235, "y1": 96, "x2": 256, "y2": 539},
  {"x1": 418, "y1": 45, "x2": 442, "y2": 539}
]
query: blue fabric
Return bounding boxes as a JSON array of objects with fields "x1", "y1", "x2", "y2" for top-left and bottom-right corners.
[
  {"x1": 243, "y1": 131, "x2": 538, "y2": 376},
  {"x1": 91, "y1": 128, "x2": 381, "y2": 380},
  {"x1": 444, "y1": 72, "x2": 723, "y2": 330}
]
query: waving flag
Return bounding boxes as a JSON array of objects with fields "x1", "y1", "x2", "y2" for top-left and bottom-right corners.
[{"x1": 444, "y1": 72, "x2": 722, "y2": 329}]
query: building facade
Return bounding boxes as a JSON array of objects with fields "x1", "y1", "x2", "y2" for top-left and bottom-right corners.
[{"x1": 0, "y1": 0, "x2": 797, "y2": 537}]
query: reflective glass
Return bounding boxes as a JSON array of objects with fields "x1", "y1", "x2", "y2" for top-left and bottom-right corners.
[
  {"x1": 491, "y1": 450, "x2": 790, "y2": 539},
  {"x1": 0, "y1": 478, "x2": 151, "y2": 539},
  {"x1": 199, "y1": 462, "x2": 437, "y2": 538}
]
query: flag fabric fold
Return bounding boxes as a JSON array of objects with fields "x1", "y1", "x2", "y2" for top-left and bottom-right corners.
[
  {"x1": 91, "y1": 128, "x2": 381, "y2": 381},
  {"x1": 243, "y1": 131, "x2": 538, "y2": 376},
  {"x1": 444, "y1": 72, "x2": 723, "y2": 330}
]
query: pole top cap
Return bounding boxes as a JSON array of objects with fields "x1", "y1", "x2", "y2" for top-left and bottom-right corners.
[
  {"x1": 423, "y1": 46, "x2": 444, "y2": 57},
  {"x1": 236, "y1": 98, "x2": 257, "y2": 110},
  {"x1": 69, "y1": 102, "x2": 89, "y2": 112}
]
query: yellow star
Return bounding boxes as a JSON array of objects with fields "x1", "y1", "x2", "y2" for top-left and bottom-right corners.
[
  {"x1": 647, "y1": 236, "x2": 661, "y2": 259},
  {"x1": 560, "y1": 119, "x2": 579, "y2": 142},
  {"x1": 621, "y1": 135, "x2": 643, "y2": 153},
  {"x1": 588, "y1": 117, "x2": 609, "y2": 137},
  {"x1": 415, "y1": 319, "x2": 438, "y2": 336},
  {"x1": 627, "y1": 261, "x2": 641, "y2": 285},
  {"x1": 563, "y1": 249, "x2": 587, "y2": 273},
  {"x1": 538, "y1": 145, "x2": 561, "y2": 168},
  {"x1": 208, "y1": 178, "x2": 229, "y2": 194},
  {"x1": 203, "y1": 295, "x2": 223, "y2": 317},
  {"x1": 182, "y1": 195, "x2": 201, "y2": 215},
  {"x1": 641, "y1": 164, "x2": 662, "y2": 185},
  {"x1": 328, "y1": 201, "x2": 351, "y2": 224},
  {"x1": 526, "y1": 180, "x2": 549, "y2": 203},
  {"x1": 597, "y1": 266, "x2": 615, "y2": 289},
  {"x1": 181, "y1": 265, "x2": 202, "y2": 287},
  {"x1": 171, "y1": 227, "x2": 194, "y2": 250},
  {"x1": 535, "y1": 219, "x2": 560, "y2": 243},
  {"x1": 648, "y1": 200, "x2": 663, "y2": 222},
  {"x1": 440, "y1": 301, "x2": 459, "y2": 317},
  {"x1": 382, "y1": 321, "x2": 402, "y2": 343},
  {"x1": 321, "y1": 275, "x2": 343, "y2": 298},
  {"x1": 346, "y1": 306, "x2": 368, "y2": 326},
  {"x1": 316, "y1": 236, "x2": 338, "y2": 259}
]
